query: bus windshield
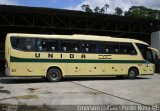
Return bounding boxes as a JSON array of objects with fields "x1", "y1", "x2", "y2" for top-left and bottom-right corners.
[
  {"x1": 148, "y1": 47, "x2": 160, "y2": 73},
  {"x1": 136, "y1": 43, "x2": 154, "y2": 63}
]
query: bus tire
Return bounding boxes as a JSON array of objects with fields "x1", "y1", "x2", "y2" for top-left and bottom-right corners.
[
  {"x1": 47, "y1": 68, "x2": 62, "y2": 82},
  {"x1": 128, "y1": 68, "x2": 137, "y2": 79}
]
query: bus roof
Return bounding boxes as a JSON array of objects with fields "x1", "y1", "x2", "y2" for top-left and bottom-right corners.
[{"x1": 7, "y1": 33, "x2": 149, "y2": 45}]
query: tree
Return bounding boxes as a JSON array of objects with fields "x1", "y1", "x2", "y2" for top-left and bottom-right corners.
[
  {"x1": 115, "y1": 7, "x2": 123, "y2": 16},
  {"x1": 81, "y1": 4, "x2": 93, "y2": 13},
  {"x1": 124, "y1": 6, "x2": 148, "y2": 17},
  {"x1": 100, "y1": 7, "x2": 105, "y2": 14},
  {"x1": 85, "y1": 7, "x2": 93, "y2": 13},
  {"x1": 94, "y1": 6, "x2": 100, "y2": 13},
  {"x1": 124, "y1": 6, "x2": 160, "y2": 20},
  {"x1": 81, "y1": 4, "x2": 88, "y2": 11},
  {"x1": 104, "y1": 3, "x2": 109, "y2": 14}
]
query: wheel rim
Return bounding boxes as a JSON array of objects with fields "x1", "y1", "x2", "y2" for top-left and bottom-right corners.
[
  {"x1": 50, "y1": 72, "x2": 58, "y2": 80},
  {"x1": 129, "y1": 70, "x2": 136, "y2": 78}
]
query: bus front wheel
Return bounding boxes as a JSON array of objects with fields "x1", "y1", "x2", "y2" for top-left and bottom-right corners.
[
  {"x1": 128, "y1": 68, "x2": 138, "y2": 79},
  {"x1": 47, "y1": 68, "x2": 62, "y2": 82}
]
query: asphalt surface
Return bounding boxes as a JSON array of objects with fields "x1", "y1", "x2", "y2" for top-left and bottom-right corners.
[{"x1": 0, "y1": 74, "x2": 160, "y2": 107}]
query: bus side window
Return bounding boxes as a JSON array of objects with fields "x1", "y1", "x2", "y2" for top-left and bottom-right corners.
[
  {"x1": 85, "y1": 47, "x2": 89, "y2": 52},
  {"x1": 70, "y1": 41, "x2": 79, "y2": 52},
  {"x1": 81, "y1": 42, "x2": 88, "y2": 53},
  {"x1": 63, "y1": 46, "x2": 67, "y2": 51},
  {"x1": 51, "y1": 46, "x2": 56, "y2": 51},
  {"x1": 74, "y1": 47, "x2": 78, "y2": 52},
  {"x1": 81, "y1": 41, "x2": 98, "y2": 53},
  {"x1": 61, "y1": 41, "x2": 68, "y2": 52},
  {"x1": 41, "y1": 41, "x2": 47, "y2": 51},
  {"x1": 102, "y1": 42, "x2": 119, "y2": 54},
  {"x1": 82, "y1": 43, "x2": 88, "y2": 53},
  {"x1": 11, "y1": 37, "x2": 36, "y2": 51},
  {"x1": 37, "y1": 39, "x2": 42, "y2": 51},
  {"x1": 37, "y1": 39, "x2": 58, "y2": 52},
  {"x1": 11, "y1": 37, "x2": 19, "y2": 49},
  {"x1": 38, "y1": 46, "x2": 43, "y2": 51},
  {"x1": 25, "y1": 38, "x2": 36, "y2": 51},
  {"x1": 105, "y1": 49, "x2": 109, "y2": 53},
  {"x1": 115, "y1": 49, "x2": 119, "y2": 53},
  {"x1": 136, "y1": 44, "x2": 148, "y2": 60},
  {"x1": 120, "y1": 43, "x2": 137, "y2": 55},
  {"x1": 50, "y1": 41, "x2": 58, "y2": 51}
]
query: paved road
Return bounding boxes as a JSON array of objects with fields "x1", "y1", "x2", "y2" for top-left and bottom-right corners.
[{"x1": 0, "y1": 74, "x2": 160, "y2": 106}]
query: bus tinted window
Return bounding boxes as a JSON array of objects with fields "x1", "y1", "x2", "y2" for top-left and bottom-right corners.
[
  {"x1": 70, "y1": 41, "x2": 80, "y2": 52},
  {"x1": 119, "y1": 43, "x2": 137, "y2": 55},
  {"x1": 146, "y1": 49, "x2": 154, "y2": 63},
  {"x1": 136, "y1": 44, "x2": 147, "y2": 60},
  {"x1": 102, "y1": 42, "x2": 119, "y2": 54},
  {"x1": 37, "y1": 39, "x2": 58, "y2": 52},
  {"x1": 61, "y1": 40, "x2": 80, "y2": 52},
  {"x1": 81, "y1": 42, "x2": 99, "y2": 53},
  {"x1": 136, "y1": 43, "x2": 154, "y2": 63},
  {"x1": 11, "y1": 37, "x2": 36, "y2": 51}
]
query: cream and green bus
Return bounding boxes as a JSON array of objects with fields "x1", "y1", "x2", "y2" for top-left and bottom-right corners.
[{"x1": 5, "y1": 33, "x2": 158, "y2": 82}]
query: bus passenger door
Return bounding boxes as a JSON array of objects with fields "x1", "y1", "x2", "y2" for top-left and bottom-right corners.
[
  {"x1": 145, "y1": 48, "x2": 155, "y2": 74},
  {"x1": 140, "y1": 48, "x2": 154, "y2": 74}
]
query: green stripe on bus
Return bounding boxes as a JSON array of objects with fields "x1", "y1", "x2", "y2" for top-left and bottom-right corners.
[{"x1": 10, "y1": 56, "x2": 146, "y2": 64}]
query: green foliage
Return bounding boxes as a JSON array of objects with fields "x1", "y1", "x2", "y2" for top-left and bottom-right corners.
[
  {"x1": 81, "y1": 3, "x2": 109, "y2": 14},
  {"x1": 81, "y1": 4, "x2": 160, "y2": 20},
  {"x1": 104, "y1": 3, "x2": 109, "y2": 14},
  {"x1": 81, "y1": 4, "x2": 93, "y2": 13},
  {"x1": 94, "y1": 7, "x2": 100, "y2": 13},
  {"x1": 125, "y1": 6, "x2": 160, "y2": 20},
  {"x1": 100, "y1": 7, "x2": 105, "y2": 14},
  {"x1": 115, "y1": 7, "x2": 123, "y2": 16},
  {"x1": 94, "y1": 7, "x2": 105, "y2": 14}
]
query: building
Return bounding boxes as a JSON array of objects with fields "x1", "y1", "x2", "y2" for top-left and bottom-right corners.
[{"x1": 0, "y1": 5, "x2": 160, "y2": 72}]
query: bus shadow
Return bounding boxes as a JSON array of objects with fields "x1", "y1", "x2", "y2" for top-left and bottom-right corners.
[
  {"x1": 0, "y1": 77, "x2": 47, "y2": 84},
  {"x1": 0, "y1": 76, "x2": 151, "y2": 84},
  {"x1": 62, "y1": 76, "x2": 151, "y2": 82}
]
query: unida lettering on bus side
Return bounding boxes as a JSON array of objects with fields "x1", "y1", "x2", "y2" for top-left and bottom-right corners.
[
  {"x1": 35, "y1": 53, "x2": 112, "y2": 59},
  {"x1": 35, "y1": 53, "x2": 86, "y2": 59}
]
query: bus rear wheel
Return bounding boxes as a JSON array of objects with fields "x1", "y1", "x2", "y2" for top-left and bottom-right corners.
[
  {"x1": 47, "y1": 68, "x2": 62, "y2": 82},
  {"x1": 128, "y1": 68, "x2": 138, "y2": 79}
]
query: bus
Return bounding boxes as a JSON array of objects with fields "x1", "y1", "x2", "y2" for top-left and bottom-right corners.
[{"x1": 5, "y1": 33, "x2": 158, "y2": 82}]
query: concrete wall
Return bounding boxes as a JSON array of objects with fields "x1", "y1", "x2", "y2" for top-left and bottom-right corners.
[
  {"x1": 151, "y1": 31, "x2": 160, "y2": 73},
  {"x1": 151, "y1": 31, "x2": 160, "y2": 52}
]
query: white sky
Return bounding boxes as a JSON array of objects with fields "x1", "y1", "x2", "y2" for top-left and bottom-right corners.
[
  {"x1": 0, "y1": 0, "x2": 160, "y2": 14},
  {"x1": 0, "y1": 0, "x2": 18, "y2": 5},
  {"x1": 68, "y1": 0, "x2": 160, "y2": 14}
]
